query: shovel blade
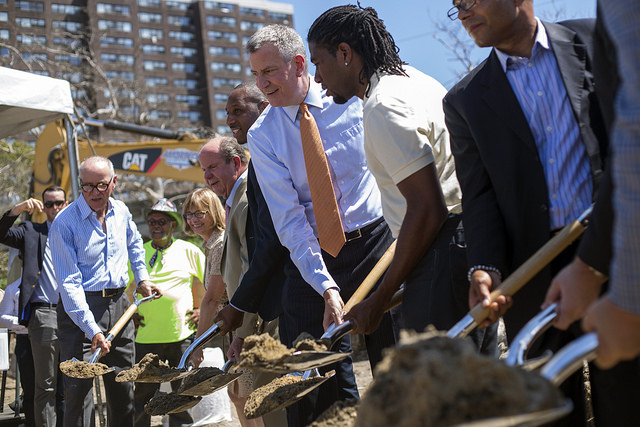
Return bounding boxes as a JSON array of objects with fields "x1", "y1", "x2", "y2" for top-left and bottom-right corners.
[
  {"x1": 60, "y1": 358, "x2": 114, "y2": 378},
  {"x1": 248, "y1": 350, "x2": 351, "y2": 374},
  {"x1": 177, "y1": 371, "x2": 243, "y2": 396}
]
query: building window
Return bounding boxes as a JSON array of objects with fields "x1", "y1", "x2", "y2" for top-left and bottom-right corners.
[
  {"x1": 54, "y1": 37, "x2": 81, "y2": 48},
  {"x1": 205, "y1": 2, "x2": 235, "y2": 12},
  {"x1": 172, "y1": 62, "x2": 196, "y2": 73},
  {"x1": 174, "y1": 78, "x2": 198, "y2": 89},
  {"x1": 101, "y1": 37, "x2": 133, "y2": 48},
  {"x1": 214, "y1": 93, "x2": 228, "y2": 103},
  {"x1": 209, "y1": 46, "x2": 239, "y2": 57},
  {"x1": 206, "y1": 15, "x2": 236, "y2": 27},
  {"x1": 142, "y1": 44, "x2": 165, "y2": 54},
  {"x1": 17, "y1": 35, "x2": 47, "y2": 45},
  {"x1": 106, "y1": 70, "x2": 135, "y2": 81},
  {"x1": 97, "y1": 3, "x2": 130, "y2": 15},
  {"x1": 140, "y1": 28, "x2": 164, "y2": 40},
  {"x1": 240, "y1": 21, "x2": 264, "y2": 32},
  {"x1": 176, "y1": 94, "x2": 202, "y2": 105},
  {"x1": 138, "y1": 12, "x2": 162, "y2": 23},
  {"x1": 168, "y1": 15, "x2": 192, "y2": 26},
  {"x1": 144, "y1": 77, "x2": 168, "y2": 87},
  {"x1": 269, "y1": 11, "x2": 289, "y2": 22},
  {"x1": 52, "y1": 3, "x2": 83, "y2": 14},
  {"x1": 101, "y1": 53, "x2": 134, "y2": 66},
  {"x1": 170, "y1": 46, "x2": 198, "y2": 58},
  {"x1": 240, "y1": 7, "x2": 263, "y2": 17},
  {"x1": 207, "y1": 31, "x2": 238, "y2": 43},
  {"x1": 212, "y1": 77, "x2": 242, "y2": 89},
  {"x1": 166, "y1": 1, "x2": 189, "y2": 10},
  {"x1": 215, "y1": 109, "x2": 226, "y2": 120},
  {"x1": 15, "y1": 1, "x2": 44, "y2": 12},
  {"x1": 143, "y1": 60, "x2": 167, "y2": 71},
  {"x1": 0, "y1": 29, "x2": 8, "y2": 40},
  {"x1": 137, "y1": 0, "x2": 160, "y2": 7},
  {"x1": 97, "y1": 20, "x2": 131, "y2": 32},
  {"x1": 146, "y1": 93, "x2": 170, "y2": 103},
  {"x1": 55, "y1": 54, "x2": 81, "y2": 66},
  {"x1": 177, "y1": 111, "x2": 201, "y2": 122},
  {"x1": 16, "y1": 18, "x2": 46, "y2": 28},
  {"x1": 0, "y1": 12, "x2": 7, "y2": 22},
  {"x1": 149, "y1": 110, "x2": 172, "y2": 120},
  {"x1": 210, "y1": 62, "x2": 241, "y2": 73},
  {"x1": 168, "y1": 31, "x2": 195, "y2": 42},
  {"x1": 216, "y1": 125, "x2": 229, "y2": 135},
  {"x1": 23, "y1": 52, "x2": 48, "y2": 62}
]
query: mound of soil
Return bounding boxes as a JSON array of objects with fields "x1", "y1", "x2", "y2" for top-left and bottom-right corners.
[
  {"x1": 116, "y1": 353, "x2": 182, "y2": 383},
  {"x1": 238, "y1": 332, "x2": 329, "y2": 370},
  {"x1": 144, "y1": 391, "x2": 201, "y2": 415},
  {"x1": 355, "y1": 329, "x2": 564, "y2": 427},
  {"x1": 244, "y1": 374, "x2": 326, "y2": 419},
  {"x1": 293, "y1": 332, "x2": 328, "y2": 352},
  {"x1": 60, "y1": 360, "x2": 111, "y2": 378},
  {"x1": 176, "y1": 366, "x2": 230, "y2": 396},
  {"x1": 309, "y1": 398, "x2": 359, "y2": 427}
]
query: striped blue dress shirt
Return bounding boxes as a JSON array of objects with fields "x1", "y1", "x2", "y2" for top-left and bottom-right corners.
[
  {"x1": 49, "y1": 195, "x2": 149, "y2": 339},
  {"x1": 495, "y1": 18, "x2": 593, "y2": 229}
]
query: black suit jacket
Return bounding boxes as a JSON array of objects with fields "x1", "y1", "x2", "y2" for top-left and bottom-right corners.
[
  {"x1": 0, "y1": 210, "x2": 49, "y2": 325},
  {"x1": 443, "y1": 20, "x2": 608, "y2": 337},
  {"x1": 230, "y1": 162, "x2": 288, "y2": 321}
]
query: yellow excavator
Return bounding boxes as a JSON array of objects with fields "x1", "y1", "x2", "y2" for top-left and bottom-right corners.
[{"x1": 31, "y1": 117, "x2": 208, "y2": 203}]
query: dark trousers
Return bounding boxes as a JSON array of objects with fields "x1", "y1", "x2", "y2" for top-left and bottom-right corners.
[
  {"x1": 279, "y1": 219, "x2": 399, "y2": 427},
  {"x1": 28, "y1": 305, "x2": 64, "y2": 427},
  {"x1": 58, "y1": 292, "x2": 135, "y2": 427},
  {"x1": 402, "y1": 216, "x2": 498, "y2": 355},
  {"x1": 133, "y1": 338, "x2": 194, "y2": 427},
  {"x1": 15, "y1": 334, "x2": 35, "y2": 427}
]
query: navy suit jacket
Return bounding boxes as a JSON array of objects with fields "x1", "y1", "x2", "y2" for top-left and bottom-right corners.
[
  {"x1": 0, "y1": 210, "x2": 49, "y2": 325},
  {"x1": 230, "y1": 162, "x2": 288, "y2": 321},
  {"x1": 444, "y1": 20, "x2": 608, "y2": 337}
]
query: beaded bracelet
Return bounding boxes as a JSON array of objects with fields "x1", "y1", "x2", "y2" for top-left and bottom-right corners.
[{"x1": 467, "y1": 265, "x2": 503, "y2": 282}]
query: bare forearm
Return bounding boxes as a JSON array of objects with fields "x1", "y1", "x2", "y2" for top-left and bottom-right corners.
[{"x1": 196, "y1": 275, "x2": 226, "y2": 337}]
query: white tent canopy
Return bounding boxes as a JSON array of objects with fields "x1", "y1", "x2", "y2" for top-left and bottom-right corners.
[{"x1": 0, "y1": 66, "x2": 74, "y2": 139}]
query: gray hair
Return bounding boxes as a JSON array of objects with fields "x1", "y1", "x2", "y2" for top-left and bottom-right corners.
[
  {"x1": 202, "y1": 136, "x2": 249, "y2": 166},
  {"x1": 246, "y1": 24, "x2": 307, "y2": 65},
  {"x1": 79, "y1": 156, "x2": 115, "y2": 177}
]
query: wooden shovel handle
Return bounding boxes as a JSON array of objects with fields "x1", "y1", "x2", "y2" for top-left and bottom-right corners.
[
  {"x1": 467, "y1": 215, "x2": 588, "y2": 325},
  {"x1": 343, "y1": 240, "x2": 397, "y2": 313},
  {"x1": 105, "y1": 303, "x2": 139, "y2": 341}
]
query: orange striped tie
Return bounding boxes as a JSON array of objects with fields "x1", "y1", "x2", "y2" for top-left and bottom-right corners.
[{"x1": 299, "y1": 103, "x2": 345, "y2": 257}]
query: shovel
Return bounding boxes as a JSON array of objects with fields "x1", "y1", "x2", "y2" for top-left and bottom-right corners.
[
  {"x1": 447, "y1": 205, "x2": 592, "y2": 339},
  {"x1": 245, "y1": 240, "x2": 397, "y2": 374},
  {"x1": 176, "y1": 359, "x2": 243, "y2": 396},
  {"x1": 60, "y1": 292, "x2": 157, "y2": 379}
]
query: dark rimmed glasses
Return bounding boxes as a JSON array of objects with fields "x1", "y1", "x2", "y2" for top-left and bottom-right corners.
[
  {"x1": 80, "y1": 177, "x2": 113, "y2": 193},
  {"x1": 448, "y1": 0, "x2": 477, "y2": 20},
  {"x1": 183, "y1": 210, "x2": 208, "y2": 220},
  {"x1": 147, "y1": 218, "x2": 170, "y2": 227},
  {"x1": 44, "y1": 200, "x2": 65, "y2": 208}
]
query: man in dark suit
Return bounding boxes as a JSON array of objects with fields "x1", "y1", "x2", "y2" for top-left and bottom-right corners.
[
  {"x1": 0, "y1": 186, "x2": 67, "y2": 427},
  {"x1": 443, "y1": 0, "x2": 639, "y2": 425}
]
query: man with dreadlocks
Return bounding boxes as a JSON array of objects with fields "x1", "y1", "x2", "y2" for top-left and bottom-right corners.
[{"x1": 308, "y1": 5, "x2": 496, "y2": 353}]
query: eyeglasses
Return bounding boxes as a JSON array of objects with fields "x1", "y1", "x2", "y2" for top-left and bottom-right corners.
[
  {"x1": 183, "y1": 210, "x2": 208, "y2": 220},
  {"x1": 447, "y1": 0, "x2": 477, "y2": 20},
  {"x1": 44, "y1": 200, "x2": 65, "y2": 208},
  {"x1": 147, "y1": 219, "x2": 170, "y2": 227},
  {"x1": 80, "y1": 177, "x2": 113, "y2": 193}
]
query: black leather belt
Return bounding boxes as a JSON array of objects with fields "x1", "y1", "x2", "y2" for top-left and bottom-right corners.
[
  {"x1": 345, "y1": 217, "x2": 384, "y2": 242},
  {"x1": 30, "y1": 302, "x2": 57, "y2": 309},
  {"x1": 85, "y1": 287, "x2": 125, "y2": 298}
]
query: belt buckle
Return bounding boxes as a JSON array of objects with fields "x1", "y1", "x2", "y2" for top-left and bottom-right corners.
[
  {"x1": 102, "y1": 289, "x2": 108, "y2": 297},
  {"x1": 346, "y1": 228, "x2": 362, "y2": 242}
]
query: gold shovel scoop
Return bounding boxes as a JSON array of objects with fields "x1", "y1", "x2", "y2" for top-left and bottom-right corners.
[{"x1": 60, "y1": 292, "x2": 156, "y2": 379}]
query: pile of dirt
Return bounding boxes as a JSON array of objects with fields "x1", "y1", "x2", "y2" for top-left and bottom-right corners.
[
  {"x1": 237, "y1": 333, "x2": 294, "y2": 369},
  {"x1": 115, "y1": 353, "x2": 181, "y2": 382},
  {"x1": 60, "y1": 360, "x2": 111, "y2": 378},
  {"x1": 355, "y1": 329, "x2": 565, "y2": 427},
  {"x1": 244, "y1": 374, "x2": 326, "y2": 419},
  {"x1": 144, "y1": 391, "x2": 201, "y2": 415},
  {"x1": 309, "y1": 399, "x2": 359, "y2": 427},
  {"x1": 292, "y1": 332, "x2": 328, "y2": 352}
]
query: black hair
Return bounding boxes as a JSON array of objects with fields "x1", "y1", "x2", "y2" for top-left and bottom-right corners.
[
  {"x1": 42, "y1": 185, "x2": 66, "y2": 201},
  {"x1": 308, "y1": 3, "x2": 407, "y2": 94}
]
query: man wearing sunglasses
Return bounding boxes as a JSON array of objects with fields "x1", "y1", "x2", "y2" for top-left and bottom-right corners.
[
  {"x1": 49, "y1": 156, "x2": 162, "y2": 427},
  {"x1": 443, "y1": 0, "x2": 638, "y2": 425},
  {"x1": 0, "y1": 185, "x2": 67, "y2": 427}
]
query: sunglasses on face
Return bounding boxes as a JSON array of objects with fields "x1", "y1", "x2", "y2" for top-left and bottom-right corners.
[
  {"x1": 80, "y1": 177, "x2": 113, "y2": 193},
  {"x1": 183, "y1": 210, "x2": 208, "y2": 220},
  {"x1": 44, "y1": 200, "x2": 65, "y2": 208},
  {"x1": 147, "y1": 219, "x2": 170, "y2": 227}
]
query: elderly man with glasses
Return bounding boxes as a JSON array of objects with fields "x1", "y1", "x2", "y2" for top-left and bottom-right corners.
[
  {"x1": 0, "y1": 186, "x2": 68, "y2": 427},
  {"x1": 443, "y1": 0, "x2": 640, "y2": 425},
  {"x1": 49, "y1": 156, "x2": 162, "y2": 427}
]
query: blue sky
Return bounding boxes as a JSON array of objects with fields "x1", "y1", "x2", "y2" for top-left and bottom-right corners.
[{"x1": 285, "y1": 0, "x2": 597, "y2": 89}]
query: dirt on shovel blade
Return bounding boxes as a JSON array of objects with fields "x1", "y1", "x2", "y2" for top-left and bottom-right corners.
[
  {"x1": 144, "y1": 391, "x2": 201, "y2": 415},
  {"x1": 116, "y1": 353, "x2": 184, "y2": 383},
  {"x1": 237, "y1": 332, "x2": 328, "y2": 370},
  {"x1": 309, "y1": 398, "x2": 359, "y2": 427},
  {"x1": 60, "y1": 360, "x2": 111, "y2": 379},
  {"x1": 355, "y1": 328, "x2": 565, "y2": 427},
  {"x1": 244, "y1": 374, "x2": 326, "y2": 419},
  {"x1": 176, "y1": 367, "x2": 227, "y2": 396}
]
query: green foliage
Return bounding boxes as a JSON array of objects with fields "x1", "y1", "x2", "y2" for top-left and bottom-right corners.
[{"x1": 0, "y1": 139, "x2": 35, "y2": 214}]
